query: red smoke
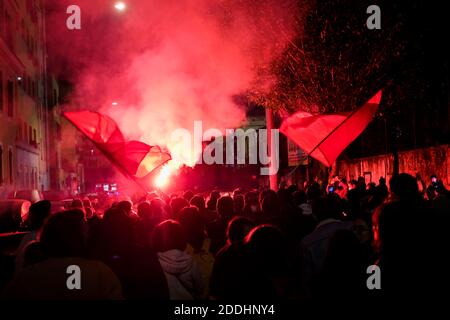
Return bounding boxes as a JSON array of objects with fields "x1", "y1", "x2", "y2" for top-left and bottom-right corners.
[{"x1": 47, "y1": 0, "x2": 297, "y2": 172}]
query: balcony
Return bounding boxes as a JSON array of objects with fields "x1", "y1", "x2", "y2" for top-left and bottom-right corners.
[{"x1": 30, "y1": 140, "x2": 38, "y2": 149}]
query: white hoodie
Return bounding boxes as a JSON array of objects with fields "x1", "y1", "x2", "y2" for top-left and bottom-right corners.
[{"x1": 158, "y1": 249, "x2": 205, "y2": 300}]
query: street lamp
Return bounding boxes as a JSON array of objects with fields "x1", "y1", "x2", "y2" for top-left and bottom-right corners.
[
  {"x1": 112, "y1": 102, "x2": 119, "y2": 106},
  {"x1": 114, "y1": 2, "x2": 126, "y2": 11}
]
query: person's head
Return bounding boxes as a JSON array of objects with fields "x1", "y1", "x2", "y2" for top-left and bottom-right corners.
[
  {"x1": 110, "y1": 201, "x2": 119, "y2": 209},
  {"x1": 150, "y1": 198, "x2": 167, "y2": 220},
  {"x1": 103, "y1": 208, "x2": 132, "y2": 231},
  {"x1": 151, "y1": 220, "x2": 187, "y2": 253},
  {"x1": 170, "y1": 197, "x2": 189, "y2": 219},
  {"x1": 312, "y1": 194, "x2": 343, "y2": 222},
  {"x1": 244, "y1": 191, "x2": 258, "y2": 206},
  {"x1": 137, "y1": 201, "x2": 151, "y2": 219},
  {"x1": 207, "y1": 190, "x2": 220, "y2": 210},
  {"x1": 101, "y1": 208, "x2": 133, "y2": 254},
  {"x1": 190, "y1": 195, "x2": 205, "y2": 211},
  {"x1": 27, "y1": 200, "x2": 51, "y2": 231},
  {"x1": 226, "y1": 216, "x2": 255, "y2": 244},
  {"x1": 368, "y1": 182, "x2": 377, "y2": 192},
  {"x1": 183, "y1": 190, "x2": 194, "y2": 202},
  {"x1": 426, "y1": 184, "x2": 437, "y2": 200},
  {"x1": 293, "y1": 190, "x2": 307, "y2": 206},
  {"x1": 233, "y1": 195, "x2": 244, "y2": 214},
  {"x1": 158, "y1": 192, "x2": 170, "y2": 205},
  {"x1": 352, "y1": 217, "x2": 372, "y2": 245},
  {"x1": 117, "y1": 200, "x2": 132, "y2": 215},
  {"x1": 357, "y1": 177, "x2": 366, "y2": 190},
  {"x1": 82, "y1": 198, "x2": 92, "y2": 208},
  {"x1": 261, "y1": 191, "x2": 280, "y2": 216},
  {"x1": 244, "y1": 225, "x2": 287, "y2": 274},
  {"x1": 40, "y1": 209, "x2": 86, "y2": 258},
  {"x1": 71, "y1": 199, "x2": 83, "y2": 209},
  {"x1": 233, "y1": 188, "x2": 243, "y2": 197},
  {"x1": 389, "y1": 173, "x2": 420, "y2": 201},
  {"x1": 258, "y1": 189, "x2": 272, "y2": 206},
  {"x1": 349, "y1": 180, "x2": 358, "y2": 190},
  {"x1": 277, "y1": 188, "x2": 293, "y2": 207},
  {"x1": 178, "y1": 206, "x2": 206, "y2": 250},
  {"x1": 245, "y1": 224, "x2": 284, "y2": 254},
  {"x1": 146, "y1": 192, "x2": 159, "y2": 202},
  {"x1": 372, "y1": 202, "x2": 407, "y2": 256},
  {"x1": 436, "y1": 181, "x2": 449, "y2": 196},
  {"x1": 430, "y1": 174, "x2": 438, "y2": 183},
  {"x1": 210, "y1": 190, "x2": 221, "y2": 201},
  {"x1": 286, "y1": 185, "x2": 298, "y2": 195},
  {"x1": 217, "y1": 196, "x2": 234, "y2": 219},
  {"x1": 306, "y1": 183, "x2": 322, "y2": 201}
]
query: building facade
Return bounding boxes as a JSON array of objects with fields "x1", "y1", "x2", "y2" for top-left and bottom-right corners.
[{"x1": 0, "y1": 0, "x2": 58, "y2": 198}]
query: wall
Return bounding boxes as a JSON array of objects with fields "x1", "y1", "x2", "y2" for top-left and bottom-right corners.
[{"x1": 338, "y1": 145, "x2": 450, "y2": 187}]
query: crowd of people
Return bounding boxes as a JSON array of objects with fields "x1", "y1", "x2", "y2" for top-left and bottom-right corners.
[{"x1": 1, "y1": 172, "x2": 449, "y2": 300}]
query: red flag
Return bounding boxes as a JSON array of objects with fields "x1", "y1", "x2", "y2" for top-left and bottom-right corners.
[
  {"x1": 280, "y1": 91, "x2": 382, "y2": 167},
  {"x1": 64, "y1": 111, "x2": 171, "y2": 181}
]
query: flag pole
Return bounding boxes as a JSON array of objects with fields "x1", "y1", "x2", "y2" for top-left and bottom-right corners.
[{"x1": 266, "y1": 107, "x2": 278, "y2": 191}]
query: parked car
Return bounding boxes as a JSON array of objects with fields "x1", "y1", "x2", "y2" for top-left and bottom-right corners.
[
  {"x1": 0, "y1": 200, "x2": 31, "y2": 233},
  {"x1": 43, "y1": 190, "x2": 72, "y2": 213},
  {"x1": 8, "y1": 190, "x2": 43, "y2": 203},
  {"x1": 42, "y1": 190, "x2": 68, "y2": 200}
]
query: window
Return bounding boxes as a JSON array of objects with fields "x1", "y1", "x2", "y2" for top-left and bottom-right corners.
[
  {"x1": 29, "y1": 126, "x2": 32, "y2": 144},
  {"x1": 33, "y1": 129, "x2": 37, "y2": 143},
  {"x1": 16, "y1": 122, "x2": 21, "y2": 141},
  {"x1": 0, "y1": 2, "x2": 3, "y2": 35},
  {"x1": 25, "y1": 76, "x2": 29, "y2": 94},
  {"x1": 23, "y1": 122, "x2": 27, "y2": 142},
  {"x1": 5, "y1": 13, "x2": 13, "y2": 49},
  {"x1": 53, "y1": 89, "x2": 57, "y2": 106},
  {"x1": 56, "y1": 124, "x2": 62, "y2": 140},
  {"x1": 31, "y1": 168, "x2": 35, "y2": 188},
  {"x1": 7, "y1": 80, "x2": 13, "y2": 117},
  {"x1": 0, "y1": 146, "x2": 3, "y2": 184},
  {"x1": 0, "y1": 71, "x2": 3, "y2": 111},
  {"x1": 20, "y1": 122, "x2": 23, "y2": 142},
  {"x1": 9, "y1": 149, "x2": 13, "y2": 184}
]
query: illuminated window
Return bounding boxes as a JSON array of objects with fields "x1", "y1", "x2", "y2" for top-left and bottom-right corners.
[
  {"x1": 9, "y1": 149, "x2": 13, "y2": 184},
  {"x1": 7, "y1": 80, "x2": 13, "y2": 117},
  {"x1": 0, "y1": 146, "x2": 3, "y2": 184},
  {"x1": 0, "y1": 71, "x2": 3, "y2": 111}
]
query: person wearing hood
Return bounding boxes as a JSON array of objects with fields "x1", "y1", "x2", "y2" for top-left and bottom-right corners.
[{"x1": 151, "y1": 220, "x2": 205, "y2": 300}]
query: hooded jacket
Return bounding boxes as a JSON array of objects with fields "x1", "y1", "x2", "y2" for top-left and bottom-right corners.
[{"x1": 158, "y1": 249, "x2": 205, "y2": 300}]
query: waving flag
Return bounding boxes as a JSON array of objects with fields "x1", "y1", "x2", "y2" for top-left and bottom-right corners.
[
  {"x1": 280, "y1": 91, "x2": 382, "y2": 167},
  {"x1": 64, "y1": 111, "x2": 171, "y2": 185}
]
